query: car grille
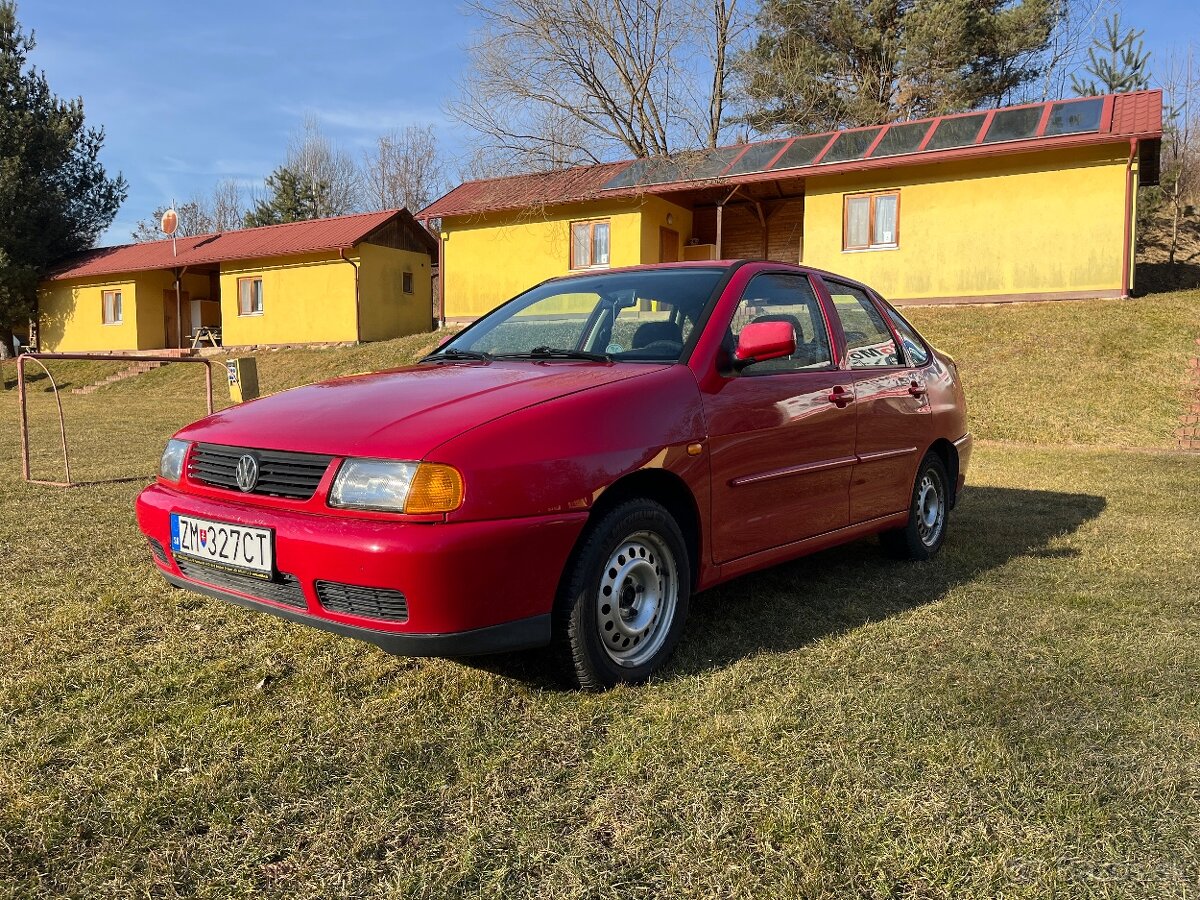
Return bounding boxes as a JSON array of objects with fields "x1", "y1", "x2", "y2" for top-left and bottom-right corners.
[
  {"x1": 175, "y1": 558, "x2": 307, "y2": 609},
  {"x1": 147, "y1": 538, "x2": 169, "y2": 564},
  {"x1": 188, "y1": 443, "x2": 334, "y2": 500},
  {"x1": 315, "y1": 580, "x2": 409, "y2": 622}
]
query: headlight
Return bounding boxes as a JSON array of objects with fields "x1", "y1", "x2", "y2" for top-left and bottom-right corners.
[
  {"x1": 160, "y1": 439, "x2": 190, "y2": 482},
  {"x1": 329, "y1": 460, "x2": 463, "y2": 514}
]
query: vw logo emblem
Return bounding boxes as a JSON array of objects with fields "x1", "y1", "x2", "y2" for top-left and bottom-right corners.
[{"x1": 234, "y1": 454, "x2": 259, "y2": 493}]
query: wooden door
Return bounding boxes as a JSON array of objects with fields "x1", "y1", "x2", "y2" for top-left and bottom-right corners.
[
  {"x1": 659, "y1": 227, "x2": 680, "y2": 263},
  {"x1": 163, "y1": 289, "x2": 189, "y2": 348}
]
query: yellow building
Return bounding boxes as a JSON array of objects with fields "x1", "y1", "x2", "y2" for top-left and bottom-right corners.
[
  {"x1": 38, "y1": 209, "x2": 437, "y2": 352},
  {"x1": 420, "y1": 90, "x2": 1162, "y2": 320}
]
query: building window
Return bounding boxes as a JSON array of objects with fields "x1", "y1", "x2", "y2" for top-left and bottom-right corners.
[
  {"x1": 570, "y1": 219, "x2": 611, "y2": 269},
  {"x1": 843, "y1": 191, "x2": 899, "y2": 251},
  {"x1": 102, "y1": 290, "x2": 122, "y2": 324},
  {"x1": 238, "y1": 276, "x2": 263, "y2": 316},
  {"x1": 402, "y1": 271, "x2": 414, "y2": 294}
]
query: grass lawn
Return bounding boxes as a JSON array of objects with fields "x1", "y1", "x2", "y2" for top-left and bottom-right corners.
[
  {"x1": 1, "y1": 294, "x2": 1199, "y2": 898},
  {"x1": 904, "y1": 291, "x2": 1200, "y2": 448}
]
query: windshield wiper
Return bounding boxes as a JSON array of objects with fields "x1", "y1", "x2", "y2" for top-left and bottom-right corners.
[
  {"x1": 495, "y1": 346, "x2": 611, "y2": 362},
  {"x1": 422, "y1": 348, "x2": 492, "y2": 363}
]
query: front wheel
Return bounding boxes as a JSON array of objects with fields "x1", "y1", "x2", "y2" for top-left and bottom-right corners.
[
  {"x1": 553, "y1": 499, "x2": 691, "y2": 690},
  {"x1": 880, "y1": 452, "x2": 950, "y2": 561}
]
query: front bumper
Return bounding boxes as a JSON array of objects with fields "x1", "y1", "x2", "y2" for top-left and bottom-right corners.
[{"x1": 137, "y1": 482, "x2": 588, "y2": 655}]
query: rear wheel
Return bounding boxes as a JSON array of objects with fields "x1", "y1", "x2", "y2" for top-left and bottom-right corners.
[
  {"x1": 553, "y1": 499, "x2": 690, "y2": 690},
  {"x1": 881, "y1": 452, "x2": 949, "y2": 561}
]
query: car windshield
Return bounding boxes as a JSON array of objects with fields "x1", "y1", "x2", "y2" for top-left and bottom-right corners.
[{"x1": 435, "y1": 267, "x2": 726, "y2": 363}]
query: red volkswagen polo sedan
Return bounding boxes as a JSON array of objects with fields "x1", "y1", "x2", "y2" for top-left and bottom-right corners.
[{"x1": 137, "y1": 261, "x2": 970, "y2": 689}]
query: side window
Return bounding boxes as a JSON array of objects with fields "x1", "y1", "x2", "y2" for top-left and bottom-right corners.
[
  {"x1": 884, "y1": 306, "x2": 930, "y2": 366},
  {"x1": 727, "y1": 273, "x2": 833, "y2": 374},
  {"x1": 826, "y1": 282, "x2": 901, "y2": 368}
]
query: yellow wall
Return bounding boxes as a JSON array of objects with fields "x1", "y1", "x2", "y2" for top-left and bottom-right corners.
[
  {"x1": 441, "y1": 197, "x2": 693, "y2": 319},
  {"x1": 39, "y1": 271, "x2": 213, "y2": 351},
  {"x1": 39, "y1": 277, "x2": 141, "y2": 352},
  {"x1": 639, "y1": 196, "x2": 693, "y2": 263},
  {"x1": 131, "y1": 270, "x2": 211, "y2": 348},
  {"x1": 803, "y1": 144, "x2": 1131, "y2": 301},
  {"x1": 39, "y1": 242, "x2": 435, "y2": 351},
  {"x1": 219, "y1": 252, "x2": 358, "y2": 346},
  {"x1": 356, "y1": 243, "x2": 433, "y2": 341}
]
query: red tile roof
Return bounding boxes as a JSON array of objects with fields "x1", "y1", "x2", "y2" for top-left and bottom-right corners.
[
  {"x1": 418, "y1": 161, "x2": 631, "y2": 220},
  {"x1": 1111, "y1": 89, "x2": 1163, "y2": 136},
  {"x1": 48, "y1": 209, "x2": 437, "y2": 281},
  {"x1": 420, "y1": 90, "x2": 1163, "y2": 220}
]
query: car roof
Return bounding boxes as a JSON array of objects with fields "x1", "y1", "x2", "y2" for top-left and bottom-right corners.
[{"x1": 544, "y1": 259, "x2": 879, "y2": 298}]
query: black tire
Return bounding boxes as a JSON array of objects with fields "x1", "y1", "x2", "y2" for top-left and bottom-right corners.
[
  {"x1": 552, "y1": 499, "x2": 691, "y2": 690},
  {"x1": 880, "y1": 452, "x2": 950, "y2": 561}
]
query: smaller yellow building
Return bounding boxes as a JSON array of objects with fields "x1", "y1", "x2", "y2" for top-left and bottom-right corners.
[
  {"x1": 421, "y1": 90, "x2": 1163, "y2": 320},
  {"x1": 38, "y1": 209, "x2": 437, "y2": 352}
]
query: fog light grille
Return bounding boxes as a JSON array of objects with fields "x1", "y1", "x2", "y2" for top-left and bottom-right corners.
[
  {"x1": 175, "y1": 559, "x2": 307, "y2": 609},
  {"x1": 148, "y1": 538, "x2": 168, "y2": 564},
  {"x1": 315, "y1": 581, "x2": 409, "y2": 622}
]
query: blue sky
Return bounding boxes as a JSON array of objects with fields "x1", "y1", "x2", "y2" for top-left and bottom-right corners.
[
  {"x1": 15, "y1": 0, "x2": 1200, "y2": 246},
  {"x1": 17, "y1": 0, "x2": 476, "y2": 242}
]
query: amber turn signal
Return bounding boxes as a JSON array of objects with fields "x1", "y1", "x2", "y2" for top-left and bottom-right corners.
[{"x1": 406, "y1": 464, "x2": 464, "y2": 514}]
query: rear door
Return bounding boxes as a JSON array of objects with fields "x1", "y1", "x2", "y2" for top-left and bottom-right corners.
[
  {"x1": 817, "y1": 277, "x2": 932, "y2": 524},
  {"x1": 702, "y1": 271, "x2": 857, "y2": 562}
]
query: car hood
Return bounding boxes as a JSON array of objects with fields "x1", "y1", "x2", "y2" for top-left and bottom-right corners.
[{"x1": 176, "y1": 361, "x2": 670, "y2": 459}]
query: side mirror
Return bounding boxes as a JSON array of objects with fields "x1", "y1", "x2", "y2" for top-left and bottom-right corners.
[{"x1": 734, "y1": 321, "x2": 796, "y2": 371}]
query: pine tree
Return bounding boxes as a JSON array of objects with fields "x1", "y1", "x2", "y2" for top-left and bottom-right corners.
[
  {"x1": 0, "y1": 0, "x2": 126, "y2": 357},
  {"x1": 737, "y1": 0, "x2": 1061, "y2": 134},
  {"x1": 1071, "y1": 14, "x2": 1150, "y2": 96},
  {"x1": 243, "y1": 166, "x2": 326, "y2": 228}
]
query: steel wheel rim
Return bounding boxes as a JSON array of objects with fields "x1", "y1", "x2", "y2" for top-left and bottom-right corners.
[
  {"x1": 596, "y1": 530, "x2": 678, "y2": 668},
  {"x1": 916, "y1": 471, "x2": 945, "y2": 547}
]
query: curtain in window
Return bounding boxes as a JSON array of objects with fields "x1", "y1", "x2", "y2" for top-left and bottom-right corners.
[
  {"x1": 571, "y1": 222, "x2": 590, "y2": 268},
  {"x1": 103, "y1": 292, "x2": 121, "y2": 323},
  {"x1": 873, "y1": 194, "x2": 898, "y2": 245},
  {"x1": 591, "y1": 222, "x2": 610, "y2": 266},
  {"x1": 240, "y1": 279, "x2": 262, "y2": 314},
  {"x1": 846, "y1": 197, "x2": 870, "y2": 248}
]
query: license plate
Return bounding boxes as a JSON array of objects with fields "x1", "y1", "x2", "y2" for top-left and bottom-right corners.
[{"x1": 170, "y1": 513, "x2": 274, "y2": 578}]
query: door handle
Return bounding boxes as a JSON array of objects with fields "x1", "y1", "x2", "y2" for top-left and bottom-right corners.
[
  {"x1": 908, "y1": 381, "x2": 927, "y2": 398},
  {"x1": 827, "y1": 386, "x2": 853, "y2": 408}
]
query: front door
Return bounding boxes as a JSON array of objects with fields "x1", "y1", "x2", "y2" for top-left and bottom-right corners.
[
  {"x1": 659, "y1": 227, "x2": 680, "y2": 263},
  {"x1": 704, "y1": 271, "x2": 857, "y2": 563},
  {"x1": 819, "y1": 278, "x2": 932, "y2": 523},
  {"x1": 163, "y1": 289, "x2": 189, "y2": 348}
]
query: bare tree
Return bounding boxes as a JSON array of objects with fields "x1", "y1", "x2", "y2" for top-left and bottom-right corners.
[
  {"x1": 449, "y1": 0, "x2": 749, "y2": 170},
  {"x1": 210, "y1": 178, "x2": 246, "y2": 231},
  {"x1": 286, "y1": 115, "x2": 362, "y2": 216},
  {"x1": 131, "y1": 198, "x2": 214, "y2": 242},
  {"x1": 130, "y1": 179, "x2": 246, "y2": 242},
  {"x1": 1157, "y1": 47, "x2": 1200, "y2": 265},
  {"x1": 362, "y1": 124, "x2": 447, "y2": 213},
  {"x1": 1034, "y1": 0, "x2": 1119, "y2": 101}
]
